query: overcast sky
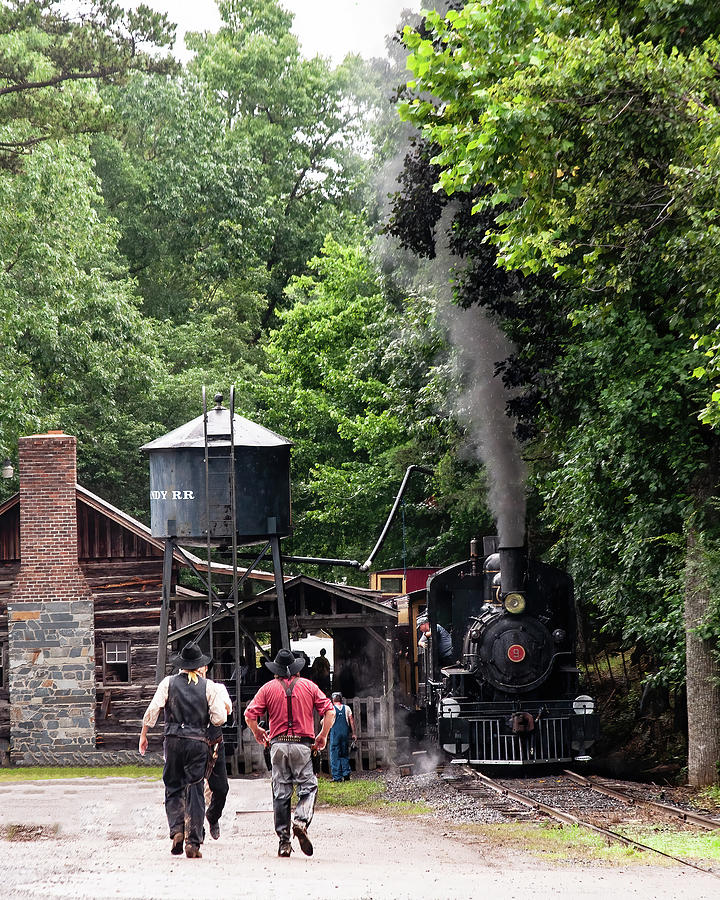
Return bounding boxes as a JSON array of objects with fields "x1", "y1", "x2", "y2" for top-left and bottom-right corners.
[{"x1": 127, "y1": 1, "x2": 418, "y2": 63}]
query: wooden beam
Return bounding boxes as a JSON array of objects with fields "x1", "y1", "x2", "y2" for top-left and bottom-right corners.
[
  {"x1": 271, "y1": 536, "x2": 290, "y2": 649},
  {"x1": 155, "y1": 539, "x2": 174, "y2": 683},
  {"x1": 363, "y1": 626, "x2": 393, "y2": 653}
]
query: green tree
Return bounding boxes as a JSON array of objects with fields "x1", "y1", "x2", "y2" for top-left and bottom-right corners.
[
  {"x1": 186, "y1": 0, "x2": 377, "y2": 333},
  {"x1": 0, "y1": 136, "x2": 163, "y2": 513},
  {"x1": 92, "y1": 73, "x2": 268, "y2": 326},
  {"x1": 258, "y1": 237, "x2": 492, "y2": 580},
  {"x1": 0, "y1": 0, "x2": 176, "y2": 170},
  {"x1": 398, "y1": 1, "x2": 720, "y2": 782}
]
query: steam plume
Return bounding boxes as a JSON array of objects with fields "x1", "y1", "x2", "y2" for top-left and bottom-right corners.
[{"x1": 433, "y1": 208, "x2": 527, "y2": 547}]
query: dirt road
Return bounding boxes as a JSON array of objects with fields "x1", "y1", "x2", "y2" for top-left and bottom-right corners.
[{"x1": 0, "y1": 774, "x2": 717, "y2": 900}]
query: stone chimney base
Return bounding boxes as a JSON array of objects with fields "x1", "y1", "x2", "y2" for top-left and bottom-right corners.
[{"x1": 8, "y1": 600, "x2": 96, "y2": 760}]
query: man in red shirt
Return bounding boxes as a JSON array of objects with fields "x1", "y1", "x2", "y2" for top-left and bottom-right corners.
[{"x1": 245, "y1": 648, "x2": 335, "y2": 858}]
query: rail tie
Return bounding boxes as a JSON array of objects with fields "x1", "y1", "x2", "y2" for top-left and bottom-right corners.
[{"x1": 564, "y1": 769, "x2": 720, "y2": 831}]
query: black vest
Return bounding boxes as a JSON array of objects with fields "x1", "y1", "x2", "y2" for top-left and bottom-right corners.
[{"x1": 164, "y1": 673, "x2": 210, "y2": 739}]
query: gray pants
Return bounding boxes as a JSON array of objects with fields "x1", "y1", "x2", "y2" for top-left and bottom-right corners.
[{"x1": 270, "y1": 742, "x2": 317, "y2": 841}]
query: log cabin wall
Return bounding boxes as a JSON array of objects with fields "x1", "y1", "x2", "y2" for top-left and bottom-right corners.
[{"x1": 78, "y1": 503, "x2": 171, "y2": 755}]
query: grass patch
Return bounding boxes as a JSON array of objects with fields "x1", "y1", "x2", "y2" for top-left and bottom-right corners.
[
  {"x1": 458, "y1": 821, "x2": 720, "y2": 865},
  {"x1": 0, "y1": 766, "x2": 162, "y2": 782},
  {"x1": 463, "y1": 822, "x2": 645, "y2": 864},
  {"x1": 697, "y1": 785, "x2": 720, "y2": 809},
  {"x1": 316, "y1": 777, "x2": 433, "y2": 815},
  {"x1": 316, "y1": 776, "x2": 385, "y2": 807},
  {"x1": 617, "y1": 825, "x2": 720, "y2": 861}
]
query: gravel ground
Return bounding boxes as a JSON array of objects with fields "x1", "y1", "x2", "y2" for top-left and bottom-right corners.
[
  {"x1": 0, "y1": 773, "x2": 719, "y2": 900},
  {"x1": 380, "y1": 769, "x2": 510, "y2": 823},
  {"x1": 367, "y1": 766, "x2": 720, "y2": 830}
]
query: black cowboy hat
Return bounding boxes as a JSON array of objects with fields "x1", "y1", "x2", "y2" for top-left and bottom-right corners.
[
  {"x1": 265, "y1": 648, "x2": 304, "y2": 677},
  {"x1": 171, "y1": 641, "x2": 212, "y2": 671}
]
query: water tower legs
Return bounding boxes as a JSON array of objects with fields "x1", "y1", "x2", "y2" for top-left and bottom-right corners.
[{"x1": 271, "y1": 536, "x2": 290, "y2": 649}]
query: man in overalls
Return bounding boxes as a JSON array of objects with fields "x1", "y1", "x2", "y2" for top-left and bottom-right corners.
[
  {"x1": 329, "y1": 691, "x2": 357, "y2": 782},
  {"x1": 244, "y1": 648, "x2": 335, "y2": 858},
  {"x1": 139, "y1": 642, "x2": 228, "y2": 858}
]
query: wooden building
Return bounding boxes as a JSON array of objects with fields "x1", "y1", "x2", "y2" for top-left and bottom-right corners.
[
  {"x1": 169, "y1": 573, "x2": 399, "y2": 773},
  {"x1": 0, "y1": 432, "x2": 271, "y2": 764},
  {"x1": 0, "y1": 431, "x2": 399, "y2": 770}
]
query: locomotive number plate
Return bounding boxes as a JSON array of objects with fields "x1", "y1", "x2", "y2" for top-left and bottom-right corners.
[{"x1": 507, "y1": 644, "x2": 526, "y2": 663}]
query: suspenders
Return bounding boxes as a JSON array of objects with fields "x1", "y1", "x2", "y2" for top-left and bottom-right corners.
[
  {"x1": 270, "y1": 677, "x2": 312, "y2": 744},
  {"x1": 281, "y1": 676, "x2": 299, "y2": 732}
]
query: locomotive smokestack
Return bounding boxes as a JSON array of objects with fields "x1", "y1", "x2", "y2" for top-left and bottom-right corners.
[{"x1": 499, "y1": 546, "x2": 527, "y2": 597}]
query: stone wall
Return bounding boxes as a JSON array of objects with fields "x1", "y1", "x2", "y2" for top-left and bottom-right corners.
[{"x1": 8, "y1": 600, "x2": 96, "y2": 762}]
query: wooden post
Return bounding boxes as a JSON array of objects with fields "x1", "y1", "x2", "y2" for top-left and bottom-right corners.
[
  {"x1": 367, "y1": 699, "x2": 377, "y2": 770},
  {"x1": 270, "y1": 535, "x2": 290, "y2": 649},
  {"x1": 379, "y1": 695, "x2": 388, "y2": 766},
  {"x1": 351, "y1": 697, "x2": 363, "y2": 771},
  {"x1": 385, "y1": 625, "x2": 396, "y2": 757},
  {"x1": 155, "y1": 539, "x2": 174, "y2": 683}
]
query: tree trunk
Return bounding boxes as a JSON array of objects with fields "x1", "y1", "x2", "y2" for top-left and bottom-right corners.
[{"x1": 684, "y1": 526, "x2": 720, "y2": 786}]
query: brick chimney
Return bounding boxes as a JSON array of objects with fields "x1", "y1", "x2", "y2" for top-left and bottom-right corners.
[
  {"x1": 8, "y1": 432, "x2": 96, "y2": 763},
  {"x1": 12, "y1": 433, "x2": 92, "y2": 602}
]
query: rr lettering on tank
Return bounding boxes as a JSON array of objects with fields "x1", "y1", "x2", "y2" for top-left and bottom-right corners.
[{"x1": 150, "y1": 490, "x2": 195, "y2": 500}]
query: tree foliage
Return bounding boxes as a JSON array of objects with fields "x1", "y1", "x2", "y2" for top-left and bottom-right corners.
[
  {"x1": 258, "y1": 238, "x2": 493, "y2": 578},
  {"x1": 0, "y1": 0, "x2": 176, "y2": 170},
  {"x1": 0, "y1": 136, "x2": 163, "y2": 513},
  {"x1": 395, "y1": 0, "x2": 720, "y2": 693},
  {"x1": 185, "y1": 0, "x2": 377, "y2": 332}
]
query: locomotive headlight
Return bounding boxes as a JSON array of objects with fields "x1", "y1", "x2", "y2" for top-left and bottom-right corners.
[
  {"x1": 504, "y1": 592, "x2": 526, "y2": 614},
  {"x1": 440, "y1": 698, "x2": 461, "y2": 718},
  {"x1": 573, "y1": 695, "x2": 595, "y2": 715}
]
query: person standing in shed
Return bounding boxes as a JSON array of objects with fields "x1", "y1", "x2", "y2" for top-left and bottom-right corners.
[
  {"x1": 310, "y1": 647, "x2": 331, "y2": 696},
  {"x1": 329, "y1": 691, "x2": 357, "y2": 782},
  {"x1": 244, "y1": 649, "x2": 335, "y2": 858},
  {"x1": 139, "y1": 642, "x2": 227, "y2": 858}
]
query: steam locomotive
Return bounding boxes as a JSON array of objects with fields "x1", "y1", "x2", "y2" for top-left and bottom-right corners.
[{"x1": 390, "y1": 537, "x2": 598, "y2": 765}]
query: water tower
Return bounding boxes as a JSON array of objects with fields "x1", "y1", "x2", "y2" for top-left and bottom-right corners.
[
  {"x1": 142, "y1": 389, "x2": 294, "y2": 684},
  {"x1": 142, "y1": 394, "x2": 292, "y2": 544}
]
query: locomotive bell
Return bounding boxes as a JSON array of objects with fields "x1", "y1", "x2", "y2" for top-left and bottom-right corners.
[{"x1": 142, "y1": 395, "x2": 292, "y2": 544}]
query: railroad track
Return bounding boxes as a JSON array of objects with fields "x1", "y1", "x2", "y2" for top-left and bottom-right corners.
[
  {"x1": 438, "y1": 765, "x2": 720, "y2": 878},
  {"x1": 562, "y1": 769, "x2": 720, "y2": 831}
]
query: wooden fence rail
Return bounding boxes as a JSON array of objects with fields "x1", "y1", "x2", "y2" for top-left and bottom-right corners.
[{"x1": 232, "y1": 693, "x2": 396, "y2": 775}]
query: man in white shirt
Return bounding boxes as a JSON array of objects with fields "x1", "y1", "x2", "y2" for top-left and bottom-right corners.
[{"x1": 139, "y1": 642, "x2": 227, "y2": 858}]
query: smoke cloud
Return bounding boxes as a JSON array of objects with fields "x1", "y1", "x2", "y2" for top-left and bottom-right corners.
[
  {"x1": 433, "y1": 209, "x2": 527, "y2": 548},
  {"x1": 372, "y1": 6, "x2": 527, "y2": 548}
]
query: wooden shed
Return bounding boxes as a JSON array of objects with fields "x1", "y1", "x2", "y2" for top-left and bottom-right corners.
[{"x1": 168, "y1": 573, "x2": 399, "y2": 773}]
